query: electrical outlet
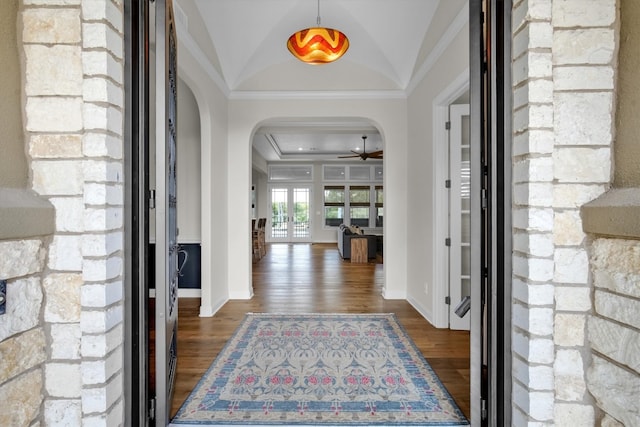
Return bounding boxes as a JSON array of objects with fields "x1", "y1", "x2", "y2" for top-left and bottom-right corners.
[
  {"x1": 424, "y1": 281, "x2": 429, "y2": 296},
  {"x1": 0, "y1": 280, "x2": 6, "y2": 315}
]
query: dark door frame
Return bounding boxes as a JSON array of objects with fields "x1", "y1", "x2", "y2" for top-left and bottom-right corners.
[
  {"x1": 124, "y1": 0, "x2": 151, "y2": 425},
  {"x1": 470, "y1": 0, "x2": 512, "y2": 425}
]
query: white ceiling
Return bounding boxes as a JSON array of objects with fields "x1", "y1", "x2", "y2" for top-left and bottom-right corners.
[
  {"x1": 175, "y1": 0, "x2": 466, "y2": 161},
  {"x1": 253, "y1": 120, "x2": 383, "y2": 161}
]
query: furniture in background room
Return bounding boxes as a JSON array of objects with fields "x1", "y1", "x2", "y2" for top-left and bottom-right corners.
[
  {"x1": 350, "y1": 237, "x2": 368, "y2": 263},
  {"x1": 252, "y1": 218, "x2": 267, "y2": 262},
  {"x1": 376, "y1": 235, "x2": 383, "y2": 263},
  {"x1": 336, "y1": 224, "x2": 377, "y2": 260},
  {"x1": 258, "y1": 218, "x2": 266, "y2": 257}
]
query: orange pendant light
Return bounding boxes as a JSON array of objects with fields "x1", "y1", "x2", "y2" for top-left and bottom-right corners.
[{"x1": 287, "y1": 1, "x2": 349, "y2": 64}]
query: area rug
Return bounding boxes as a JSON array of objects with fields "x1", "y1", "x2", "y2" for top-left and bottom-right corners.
[{"x1": 171, "y1": 313, "x2": 468, "y2": 426}]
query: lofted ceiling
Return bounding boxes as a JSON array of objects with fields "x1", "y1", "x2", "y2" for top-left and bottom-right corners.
[{"x1": 174, "y1": 0, "x2": 468, "y2": 161}]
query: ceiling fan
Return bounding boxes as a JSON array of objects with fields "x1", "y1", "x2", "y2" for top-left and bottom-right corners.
[{"x1": 338, "y1": 135, "x2": 383, "y2": 160}]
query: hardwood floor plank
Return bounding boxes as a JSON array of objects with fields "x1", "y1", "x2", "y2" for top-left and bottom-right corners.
[{"x1": 170, "y1": 243, "x2": 470, "y2": 418}]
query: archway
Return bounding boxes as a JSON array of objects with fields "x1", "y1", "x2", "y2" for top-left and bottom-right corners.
[{"x1": 225, "y1": 101, "x2": 410, "y2": 301}]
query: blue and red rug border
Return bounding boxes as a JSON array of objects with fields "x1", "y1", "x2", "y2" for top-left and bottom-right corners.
[{"x1": 171, "y1": 313, "x2": 469, "y2": 426}]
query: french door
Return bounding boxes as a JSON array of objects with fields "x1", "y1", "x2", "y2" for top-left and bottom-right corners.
[
  {"x1": 449, "y1": 104, "x2": 471, "y2": 331},
  {"x1": 124, "y1": 0, "x2": 178, "y2": 424},
  {"x1": 154, "y1": 0, "x2": 179, "y2": 424},
  {"x1": 269, "y1": 186, "x2": 312, "y2": 242}
]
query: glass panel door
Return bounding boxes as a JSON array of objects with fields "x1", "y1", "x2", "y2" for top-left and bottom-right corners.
[
  {"x1": 270, "y1": 186, "x2": 312, "y2": 242},
  {"x1": 449, "y1": 104, "x2": 471, "y2": 331},
  {"x1": 270, "y1": 188, "x2": 288, "y2": 239},
  {"x1": 292, "y1": 187, "x2": 311, "y2": 239}
]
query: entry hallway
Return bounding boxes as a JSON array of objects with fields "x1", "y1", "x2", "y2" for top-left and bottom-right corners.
[{"x1": 170, "y1": 243, "x2": 470, "y2": 418}]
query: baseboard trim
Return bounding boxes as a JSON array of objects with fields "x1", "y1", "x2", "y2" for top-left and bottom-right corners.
[
  {"x1": 229, "y1": 289, "x2": 253, "y2": 299},
  {"x1": 406, "y1": 295, "x2": 438, "y2": 328},
  {"x1": 199, "y1": 297, "x2": 227, "y2": 317},
  {"x1": 381, "y1": 288, "x2": 406, "y2": 300}
]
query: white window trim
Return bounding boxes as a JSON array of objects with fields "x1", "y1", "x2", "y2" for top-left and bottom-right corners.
[{"x1": 322, "y1": 183, "x2": 383, "y2": 231}]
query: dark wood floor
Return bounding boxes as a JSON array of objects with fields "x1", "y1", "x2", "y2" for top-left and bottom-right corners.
[{"x1": 170, "y1": 243, "x2": 470, "y2": 418}]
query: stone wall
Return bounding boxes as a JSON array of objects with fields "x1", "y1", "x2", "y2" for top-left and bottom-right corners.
[
  {"x1": 581, "y1": 0, "x2": 640, "y2": 424},
  {"x1": 586, "y1": 238, "x2": 640, "y2": 426},
  {"x1": 511, "y1": 0, "x2": 616, "y2": 425},
  {"x1": 0, "y1": 239, "x2": 49, "y2": 426},
  {"x1": 0, "y1": 1, "x2": 125, "y2": 425}
]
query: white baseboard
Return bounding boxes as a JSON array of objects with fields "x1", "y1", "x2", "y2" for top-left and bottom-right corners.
[
  {"x1": 381, "y1": 288, "x2": 406, "y2": 300},
  {"x1": 406, "y1": 295, "x2": 439, "y2": 328},
  {"x1": 199, "y1": 297, "x2": 227, "y2": 317},
  {"x1": 229, "y1": 287, "x2": 253, "y2": 299}
]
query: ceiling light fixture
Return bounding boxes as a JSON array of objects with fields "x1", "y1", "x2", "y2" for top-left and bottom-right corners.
[{"x1": 287, "y1": 0, "x2": 349, "y2": 64}]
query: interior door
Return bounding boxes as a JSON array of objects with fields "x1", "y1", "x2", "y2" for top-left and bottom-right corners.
[
  {"x1": 269, "y1": 186, "x2": 312, "y2": 242},
  {"x1": 449, "y1": 104, "x2": 471, "y2": 331},
  {"x1": 154, "y1": 0, "x2": 179, "y2": 424}
]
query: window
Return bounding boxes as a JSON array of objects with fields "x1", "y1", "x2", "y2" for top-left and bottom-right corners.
[
  {"x1": 349, "y1": 165, "x2": 371, "y2": 180},
  {"x1": 268, "y1": 165, "x2": 313, "y2": 181},
  {"x1": 323, "y1": 165, "x2": 346, "y2": 180},
  {"x1": 323, "y1": 184, "x2": 383, "y2": 228},
  {"x1": 349, "y1": 186, "x2": 370, "y2": 227},
  {"x1": 375, "y1": 186, "x2": 384, "y2": 227},
  {"x1": 324, "y1": 186, "x2": 345, "y2": 227},
  {"x1": 322, "y1": 165, "x2": 382, "y2": 182}
]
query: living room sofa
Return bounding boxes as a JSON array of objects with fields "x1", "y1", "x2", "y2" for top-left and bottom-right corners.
[{"x1": 337, "y1": 224, "x2": 377, "y2": 260}]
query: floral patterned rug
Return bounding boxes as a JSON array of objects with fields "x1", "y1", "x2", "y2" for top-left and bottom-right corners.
[{"x1": 171, "y1": 313, "x2": 468, "y2": 426}]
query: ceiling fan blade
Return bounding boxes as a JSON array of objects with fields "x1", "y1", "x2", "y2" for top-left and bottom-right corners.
[{"x1": 338, "y1": 136, "x2": 377, "y2": 160}]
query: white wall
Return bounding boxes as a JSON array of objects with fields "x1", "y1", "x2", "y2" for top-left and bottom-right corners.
[
  {"x1": 406, "y1": 23, "x2": 470, "y2": 325},
  {"x1": 176, "y1": 78, "x2": 202, "y2": 243},
  {"x1": 148, "y1": 72, "x2": 201, "y2": 244},
  {"x1": 177, "y1": 37, "x2": 230, "y2": 317},
  {"x1": 228, "y1": 98, "x2": 408, "y2": 300}
]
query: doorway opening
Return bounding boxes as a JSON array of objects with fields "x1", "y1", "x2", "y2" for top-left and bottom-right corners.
[
  {"x1": 269, "y1": 185, "x2": 313, "y2": 242},
  {"x1": 449, "y1": 103, "x2": 472, "y2": 331},
  {"x1": 123, "y1": 1, "x2": 513, "y2": 425}
]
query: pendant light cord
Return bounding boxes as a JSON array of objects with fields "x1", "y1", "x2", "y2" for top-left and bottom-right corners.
[{"x1": 316, "y1": 0, "x2": 321, "y2": 26}]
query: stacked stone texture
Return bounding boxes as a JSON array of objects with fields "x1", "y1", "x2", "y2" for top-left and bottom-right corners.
[
  {"x1": 512, "y1": 0, "x2": 617, "y2": 425},
  {"x1": 587, "y1": 238, "x2": 640, "y2": 426},
  {"x1": 552, "y1": 0, "x2": 616, "y2": 425},
  {"x1": 512, "y1": 0, "x2": 556, "y2": 424},
  {"x1": 0, "y1": 240, "x2": 48, "y2": 426},
  {"x1": 9, "y1": 0, "x2": 125, "y2": 426}
]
